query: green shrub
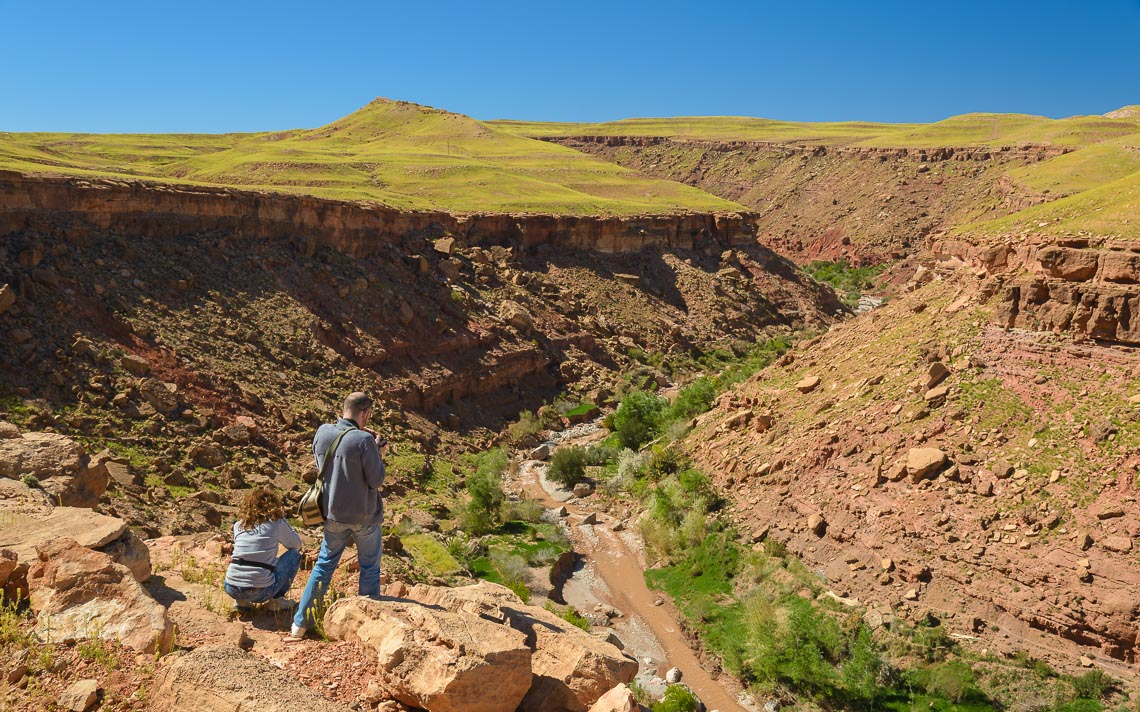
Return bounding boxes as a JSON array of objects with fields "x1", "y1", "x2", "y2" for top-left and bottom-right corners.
[
  {"x1": 748, "y1": 595, "x2": 842, "y2": 698},
  {"x1": 489, "y1": 550, "x2": 531, "y2": 602},
  {"x1": 1072, "y1": 669, "x2": 1112, "y2": 699},
  {"x1": 465, "y1": 447, "x2": 507, "y2": 535},
  {"x1": 507, "y1": 411, "x2": 541, "y2": 442},
  {"x1": 647, "y1": 447, "x2": 689, "y2": 480},
  {"x1": 925, "y1": 660, "x2": 975, "y2": 703},
  {"x1": 652, "y1": 685, "x2": 700, "y2": 712},
  {"x1": 612, "y1": 391, "x2": 667, "y2": 449},
  {"x1": 584, "y1": 443, "x2": 620, "y2": 466},
  {"x1": 547, "y1": 446, "x2": 586, "y2": 485},
  {"x1": 544, "y1": 601, "x2": 591, "y2": 631},
  {"x1": 664, "y1": 377, "x2": 716, "y2": 422},
  {"x1": 20, "y1": 475, "x2": 39, "y2": 489},
  {"x1": 840, "y1": 627, "x2": 887, "y2": 704},
  {"x1": 501, "y1": 498, "x2": 544, "y2": 523}
]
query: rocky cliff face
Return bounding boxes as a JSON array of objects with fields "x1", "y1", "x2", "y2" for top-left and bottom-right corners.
[
  {"x1": 0, "y1": 171, "x2": 758, "y2": 256},
  {"x1": 542, "y1": 137, "x2": 1066, "y2": 265},
  {"x1": 931, "y1": 235, "x2": 1140, "y2": 345}
]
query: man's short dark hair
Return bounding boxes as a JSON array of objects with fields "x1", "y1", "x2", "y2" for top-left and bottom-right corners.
[{"x1": 343, "y1": 392, "x2": 373, "y2": 416}]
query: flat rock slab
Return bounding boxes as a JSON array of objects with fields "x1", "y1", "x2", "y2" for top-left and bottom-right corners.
[
  {"x1": 0, "y1": 507, "x2": 126, "y2": 562},
  {"x1": 152, "y1": 645, "x2": 352, "y2": 711}
]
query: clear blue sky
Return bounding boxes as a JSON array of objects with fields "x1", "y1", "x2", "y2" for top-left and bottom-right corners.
[{"x1": 2, "y1": 0, "x2": 1138, "y2": 133}]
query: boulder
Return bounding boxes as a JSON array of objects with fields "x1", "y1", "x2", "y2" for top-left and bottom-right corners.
[
  {"x1": 530, "y1": 444, "x2": 552, "y2": 461},
  {"x1": 499, "y1": 300, "x2": 534, "y2": 331},
  {"x1": 907, "y1": 448, "x2": 947, "y2": 481},
  {"x1": 0, "y1": 431, "x2": 108, "y2": 508},
  {"x1": 807, "y1": 514, "x2": 827, "y2": 537},
  {"x1": 59, "y1": 679, "x2": 100, "y2": 712},
  {"x1": 26, "y1": 538, "x2": 173, "y2": 654},
  {"x1": 573, "y1": 482, "x2": 594, "y2": 498},
  {"x1": 926, "y1": 362, "x2": 950, "y2": 389},
  {"x1": 138, "y1": 379, "x2": 180, "y2": 414},
  {"x1": 0, "y1": 283, "x2": 15, "y2": 315},
  {"x1": 324, "y1": 595, "x2": 532, "y2": 712},
  {"x1": 587, "y1": 684, "x2": 638, "y2": 712},
  {"x1": 119, "y1": 354, "x2": 150, "y2": 375},
  {"x1": 924, "y1": 385, "x2": 950, "y2": 402},
  {"x1": 398, "y1": 581, "x2": 638, "y2": 712},
  {"x1": 0, "y1": 476, "x2": 55, "y2": 519},
  {"x1": 151, "y1": 645, "x2": 351, "y2": 711},
  {"x1": 98, "y1": 529, "x2": 152, "y2": 582},
  {"x1": 0, "y1": 507, "x2": 148, "y2": 581},
  {"x1": 795, "y1": 375, "x2": 821, "y2": 394},
  {"x1": 1102, "y1": 536, "x2": 1133, "y2": 553}
]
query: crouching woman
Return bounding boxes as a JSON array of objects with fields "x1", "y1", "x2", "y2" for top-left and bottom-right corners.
[{"x1": 224, "y1": 488, "x2": 302, "y2": 612}]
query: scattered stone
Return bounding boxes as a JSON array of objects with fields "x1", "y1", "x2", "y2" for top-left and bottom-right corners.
[
  {"x1": 796, "y1": 375, "x2": 821, "y2": 394},
  {"x1": 587, "y1": 683, "x2": 638, "y2": 712},
  {"x1": 0, "y1": 284, "x2": 15, "y2": 314},
  {"x1": 1101, "y1": 536, "x2": 1133, "y2": 553},
  {"x1": 582, "y1": 512, "x2": 599, "y2": 526},
  {"x1": 1096, "y1": 507, "x2": 1125, "y2": 520},
  {"x1": 59, "y1": 679, "x2": 100, "y2": 712},
  {"x1": 499, "y1": 300, "x2": 534, "y2": 331},
  {"x1": 665, "y1": 667, "x2": 682, "y2": 684},
  {"x1": 927, "y1": 362, "x2": 950, "y2": 388},
  {"x1": 907, "y1": 448, "x2": 948, "y2": 481},
  {"x1": 1080, "y1": 533, "x2": 1094, "y2": 551},
  {"x1": 975, "y1": 479, "x2": 994, "y2": 497},
  {"x1": 904, "y1": 589, "x2": 918, "y2": 601},
  {"x1": 572, "y1": 482, "x2": 594, "y2": 498},
  {"x1": 924, "y1": 385, "x2": 950, "y2": 402},
  {"x1": 0, "y1": 431, "x2": 109, "y2": 508},
  {"x1": 881, "y1": 558, "x2": 894, "y2": 571},
  {"x1": 529, "y1": 444, "x2": 551, "y2": 461},
  {"x1": 807, "y1": 513, "x2": 827, "y2": 537},
  {"x1": 434, "y1": 236, "x2": 456, "y2": 256},
  {"x1": 119, "y1": 354, "x2": 150, "y2": 375},
  {"x1": 1080, "y1": 656, "x2": 1094, "y2": 668}
]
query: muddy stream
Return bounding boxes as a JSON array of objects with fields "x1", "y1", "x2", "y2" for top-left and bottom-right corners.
[{"x1": 517, "y1": 424, "x2": 755, "y2": 712}]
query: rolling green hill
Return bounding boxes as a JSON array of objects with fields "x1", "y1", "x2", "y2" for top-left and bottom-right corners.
[{"x1": 0, "y1": 99, "x2": 744, "y2": 216}]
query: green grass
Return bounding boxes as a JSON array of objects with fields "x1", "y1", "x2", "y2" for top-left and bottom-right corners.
[
  {"x1": 0, "y1": 98, "x2": 743, "y2": 216},
  {"x1": 402, "y1": 533, "x2": 462, "y2": 576},
  {"x1": 803, "y1": 260, "x2": 888, "y2": 307},
  {"x1": 494, "y1": 110, "x2": 1140, "y2": 149}
]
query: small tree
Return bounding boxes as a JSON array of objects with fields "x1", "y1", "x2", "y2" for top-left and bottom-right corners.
[
  {"x1": 465, "y1": 448, "x2": 507, "y2": 535},
  {"x1": 546, "y1": 446, "x2": 586, "y2": 486},
  {"x1": 612, "y1": 391, "x2": 667, "y2": 449}
]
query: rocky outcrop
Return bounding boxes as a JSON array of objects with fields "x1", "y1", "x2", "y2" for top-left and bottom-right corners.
[
  {"x1": 323, "y1": 595, "x2": 533, "y2": 712},
  {"x1": 0, "y1": 506, "x2": 151, "y2": 582},
  {"x1": 325, "y1": 581, "x2": 637, "y2": 712},
  {"x1": 26, "y1": 537, "x2": 172, "y2": 654},
  {"x1": 0, "y1": 425, "x2": 109, "y2": 508},
  {"x1": 931, "y1": 237, "x2": 1140, "y2": 345},
  {"x1": 0, "y1": 171, "x2": 757, "y2": 255},
  {"x1": 151, "y1": 646, "x2": 352, "y2": 711}
]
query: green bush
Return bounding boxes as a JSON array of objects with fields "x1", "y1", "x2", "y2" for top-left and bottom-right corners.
[
  {"x1": 748, "y1": 595, "x2": 843, "y2": 698},
  {"x1": 489, "y1": 550, "x2": 531, "y2": 602},
  {"x1": 925, "y1": 660, "x2": 975, "y2": 703},
  {"x1": 612, "y1": 391, "x2": 667, "y2": 449},
  {"x1": 647, "y1": 447, "x2": 689, "y2": 480},
  {"x1": 584, "y1": 443, "x2": 620, "y2": 466},
  {"x1": 506, "y1": 410, "x2": 541, "y2": 443},
  {"x1": 1071, "y1": 669, "x2": 1112, "y2": 699},
  {"x1": 547, "y1": 446, "x2": 586, "y2": 485},
  {"x1": 652, "y1": 685, "x2": 700, "y2": 712},
  {"x1": 664, "y1": 377, "x2": 716, "y2": 422},
  {"x1": 501, "y1": 498, "x2": 543, "y2": 523},
  {"x1": 465, "y1": 448, "x2": 507, "y2": 535},
  {"x1": 21, "y1": 475, "x2": 39, "y2": 489}
]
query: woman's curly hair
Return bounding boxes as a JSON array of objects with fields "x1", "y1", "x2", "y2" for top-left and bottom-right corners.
[{"x1": 237, "y1": 488, "x2": 285, "y2": 530}]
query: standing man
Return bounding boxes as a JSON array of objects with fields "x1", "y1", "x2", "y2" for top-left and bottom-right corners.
[{"x1": 288, "y1": 391, "x2": 387, "y2": 640}]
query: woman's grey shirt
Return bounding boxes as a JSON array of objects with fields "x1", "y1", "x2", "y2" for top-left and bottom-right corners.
[{"x1": 224, "y1": 518, "x2": 302, "y2": 588}]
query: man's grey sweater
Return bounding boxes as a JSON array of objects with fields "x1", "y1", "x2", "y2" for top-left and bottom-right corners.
[{"x1": 312, "y1": 418, "x2": 385, "y2": 526}]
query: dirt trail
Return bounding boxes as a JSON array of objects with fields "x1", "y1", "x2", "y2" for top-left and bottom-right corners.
[{"x1": 519, "y1": 459, "x2": 753, "y2": 712}]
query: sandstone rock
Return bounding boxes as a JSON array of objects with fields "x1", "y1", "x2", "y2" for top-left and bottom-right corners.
[
  {"x1": 587, "y1": 683, "x2": 638, "y2": 712},
  {"x1": 399, "y1": 581, "x2": 637, "y2": 712},
  {"x1": 190, "y1": 441, "x2": 227, "y2": 469},
  {"x1": 530, "y1": 444, "x2": 551, "y2": 461},
  {"x1": 27, "y1": 538, "x2": 173, "y2": 654},
  {"x1": 1038, "y1": 246, "x2": 1099, "y2": 281},
  {"x1": 992, "y1": 459, "x2": 1014, "y2": 479},
  {"x1": 975, "y1": 479, "x2": 994, "y2": 497},
  {"x1": 119, "y1": 354, "x2": 150, "y2": 375},
  {"x1": 1101, "y1": 536, "x2": 1133, "y2": 553},
  {"x1": 904, "y1": 589, "x2": 918, "y2": 601},
  {"x1": 434, "y1": 236, "x2": 456, "y2": 256},
  {"x1": 99, "y1": 529, "x2": 152, "y2": 582},
  {"x1": 0, "y1": 507, "x2": 126, "y2": 562},
  {"x1": 324, "y1": 595, "x2": 532, "y2": 712},
  {"x1": 0, "y1": 431, "x2": 108, "y2": 508},
  {"x1": 582, "y1": 512, "x2": 599, "y2": 526},
  {"x1": 0, "y1": 421, "x2": 19, "y2": 439},
  {"x1": 665, "y1": 667, "x2": 682, "y2": 683},
  {"x1": 926, "y1": 362, "x2": 950, "y2": 389},
  {"x1": 138, "y1": 378, "x2": 179, "y2": 414},
  {"x1": 151, "y1": 645, "x2": 351, "y2": 711},
  {"x1": 1079, "y1": 655, "x2": 1094, "y2": 668},
  {"x1": 499, "y1": 300, "x2": 534, "y2": 331},
  {"x1": 796, "y1": 375, "x2": 821, "y2": 394},
  {"x1": 907, "y1": 448, "x2": 947, "y2": 481},
  {"x1": 59, "y1": 679, "x2": 100, "y2": 712},
  {"x1": 924, "y1": 385, "x2": 950, "y2": 402},
  {"x1": 398, "y1": 301, "x2": 414, "y2": 325},
  {"x1": 807, "y1": 514, "x2": 827, "y2": 537},
  {"x1": 573, "y1": 482, "x2": 594, "y2": 498},
  {"x1": 1096, "y1": 507, "x2": 1124, "y2": 520}
]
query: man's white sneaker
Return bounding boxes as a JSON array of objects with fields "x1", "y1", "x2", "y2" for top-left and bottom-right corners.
[{"x1": 285, "y1": 624, "x2": 307, "y2": 642}]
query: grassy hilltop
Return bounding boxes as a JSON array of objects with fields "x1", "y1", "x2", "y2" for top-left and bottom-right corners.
[{"x1": 0, "y1": 99, "x2": 744, "y2": 216}]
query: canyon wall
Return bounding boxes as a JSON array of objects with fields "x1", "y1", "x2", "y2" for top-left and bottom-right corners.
[{"x1": 0, "y1": 171, "x2": 757, "y2": 254}]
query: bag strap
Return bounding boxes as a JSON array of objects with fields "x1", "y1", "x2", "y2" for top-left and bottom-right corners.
[{"x1": 316, "y1": 425, "x2": 355, "y2": 484}]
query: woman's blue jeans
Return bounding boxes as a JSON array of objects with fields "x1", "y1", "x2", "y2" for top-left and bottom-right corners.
[{"x1": 293, "y1": 520, "x2": 382, "y2": 629}]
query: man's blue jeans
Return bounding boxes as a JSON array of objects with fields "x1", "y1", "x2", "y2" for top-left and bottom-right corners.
[
  {"x1": 293, "y1": 520, "x2": 382, "y2": 630},
  {"x1": 223, "y1": 548, "x2": 302, "y2": 605}
]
